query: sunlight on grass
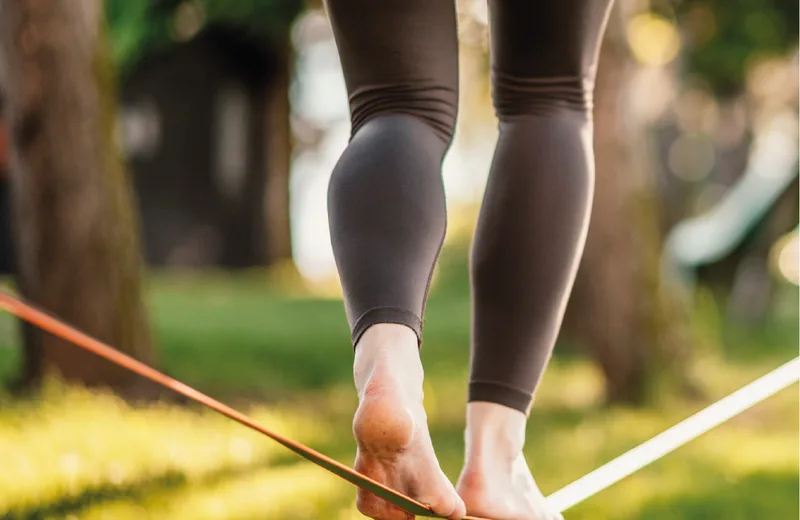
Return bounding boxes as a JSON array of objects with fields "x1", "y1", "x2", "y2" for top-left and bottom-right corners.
[
  {"x1": 0, "y1": 380, "x2": 335, "y2": 517},
  {"x1": 76, "y1": 463, "x2": 354, "y2": 520}
]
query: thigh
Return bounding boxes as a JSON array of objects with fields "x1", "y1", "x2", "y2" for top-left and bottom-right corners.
[
  {"x1": 324, "y1": 0, "x2": 460, "y2": 137},
  {"x1": 488, "y1": 0, "x2": 615, "y2": 82}
]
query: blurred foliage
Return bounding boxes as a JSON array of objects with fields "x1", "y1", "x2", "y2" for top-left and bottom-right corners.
[
  {"x1": 105, "y1": 0, "x2": 305, "y2": 75},
  {"x1": 668, "y1": 0, "x2": 799, "y2": 96}
]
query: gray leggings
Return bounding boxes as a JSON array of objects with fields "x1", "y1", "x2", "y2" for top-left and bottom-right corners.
[{"x1": 325, "y1": 0, "x2": 615, "y2": 413}]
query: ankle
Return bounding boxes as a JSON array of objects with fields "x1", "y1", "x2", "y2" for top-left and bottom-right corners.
[
  {"x1": 463, "y1": 402, "x2": 527, "y2": 470},
  {"x1": 353, "y1": 323, "x2": 423, "y2": 398}
]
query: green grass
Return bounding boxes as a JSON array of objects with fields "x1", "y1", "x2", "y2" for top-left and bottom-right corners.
[{"x1": 0, "y1": 276, "x2": 797, "y2": 520}]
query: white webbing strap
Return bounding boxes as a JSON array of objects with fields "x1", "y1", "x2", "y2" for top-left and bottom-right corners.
[{"x1": 547, "y1": 357, "x2": 800, "y2": 512}]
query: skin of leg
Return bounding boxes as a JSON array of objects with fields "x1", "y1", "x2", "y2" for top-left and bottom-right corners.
[
  {"x1": 322, "y1": 0, "x2": 464, "y2": 518},
  {"x1": 458, "y1": 1, "x2": 616, "y2": 519},
  {"x1": 353, "y1": 324, "x2": 465, "y2": 520}
]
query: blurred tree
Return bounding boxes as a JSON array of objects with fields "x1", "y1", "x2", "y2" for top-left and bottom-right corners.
[
  {"x1": 0, "y1": 118, "x2": 6, "y2": 169},
  {"x1": 105, "y1": 0, "x2": 304, "y2": 265},
  {"x1": 562, "y1": 3, "x2": 696, "y2": 404},
  {"x1": 668, "y1": 0, "x2": 799, "y2": 97},
  {"x1": 263, "y1": 46, "x2": 295, "y2": 265},
  {"x1": 0, "y1": 0, "x2": 156, "y2": 392}
]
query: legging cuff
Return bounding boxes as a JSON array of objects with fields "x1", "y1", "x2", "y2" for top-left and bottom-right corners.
[
  {"x1": 468, "y1": 381, "x2": 532, "y2": 414},
  {"x1": 352, "y1": 307, "x2": 423, "y2": 348}
]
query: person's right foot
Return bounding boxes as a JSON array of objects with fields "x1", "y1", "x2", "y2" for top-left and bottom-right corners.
[
  {"x1": 352, "y1": 324, "x2": 466, "y2": 520},
  {"x1": 456, "y1": 402, "x2": 563, "y2": 520}
]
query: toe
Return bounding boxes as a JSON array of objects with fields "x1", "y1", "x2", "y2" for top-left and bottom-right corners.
[
  {"x1": 448, "y1": 496, "x2": 467, "y2": 520},
  {"x1": 418, "y1": 488, "x2": 466, "y2": 520},
  {"x1": 544, "y1": 502, "x2": 563, "y2": 520},
  {"x1": 438, "y1": 495, "x2": 467, "y2": 520},
  {"x1": 542, "y1": 506, "x2": 563, "y2": 520},
  {"x1": 447, "y1": 496, "x2": 467, "y2": 520}
]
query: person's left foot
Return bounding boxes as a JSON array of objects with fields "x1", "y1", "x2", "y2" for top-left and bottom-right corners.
[
  {"x1": 456, "y1": 402, "x2": 563, "y2": 520},
  {"x1": 457, "y1": 453, "x2": 562, "y2": 520}
]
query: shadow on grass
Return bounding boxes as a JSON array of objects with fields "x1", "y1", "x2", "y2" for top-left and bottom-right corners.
[
  {"x1": 2, "y1": 450, "x2": 307, "y2": 520},
  {"x1": 2, "y1": 471, "x2": 185, "y2": 520}
]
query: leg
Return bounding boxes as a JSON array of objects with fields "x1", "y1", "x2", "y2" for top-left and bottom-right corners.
[
  {"x1": 324, "y1": 1, "x2": 464, "y2": 519},
  {"x1": 458, "y1": 1, "x2": 615, "y2": 519}
]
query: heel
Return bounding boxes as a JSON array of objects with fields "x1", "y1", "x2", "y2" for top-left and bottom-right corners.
[{"x1": 353, "y1": 393, "x2": 416, "y2": 457}]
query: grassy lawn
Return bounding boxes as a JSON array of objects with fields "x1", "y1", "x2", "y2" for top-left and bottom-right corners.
[{"x1": 0, "y1": 275, "x2": 797, "y2": 520}]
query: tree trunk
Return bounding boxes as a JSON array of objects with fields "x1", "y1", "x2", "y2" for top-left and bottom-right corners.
[
  {"x1": 563, "y1": 5, "x2": 695, "y2": 404},
  {"x1": 0, "y1": 0, "x2": 155, "y2": 391},
  {"x1": 263, "y1": 46, "x2": 294, "y2": 265}
]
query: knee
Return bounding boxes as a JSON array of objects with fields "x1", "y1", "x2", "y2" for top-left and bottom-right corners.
[
  {"x1": 492, "y1": 71, "x2": 594, "y2": 120},
  {"x1": 349, "y1": 83, "x2": 458, "y2": 145}
]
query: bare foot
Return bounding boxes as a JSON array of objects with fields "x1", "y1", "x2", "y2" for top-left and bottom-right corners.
[
  {"x1": 456, "y1": 403, "x2": 563, "y2": 520},
  {"x1": 352, "y1": 324, "x2": 466, "y2": 520}
]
